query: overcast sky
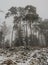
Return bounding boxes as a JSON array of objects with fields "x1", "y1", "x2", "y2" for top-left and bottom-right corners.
[{"x1": 0, "y1": 0, "x2": 48, "y2": 23}]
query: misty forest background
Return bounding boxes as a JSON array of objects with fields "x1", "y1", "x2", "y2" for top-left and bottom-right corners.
[{"x1": 0, "y1": 5, "x2": 48, "y2": 49}]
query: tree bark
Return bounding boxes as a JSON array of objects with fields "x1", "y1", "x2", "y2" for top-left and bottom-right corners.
[{"x1": 11, "y1": 29, "x2": 13, "y2": 47}]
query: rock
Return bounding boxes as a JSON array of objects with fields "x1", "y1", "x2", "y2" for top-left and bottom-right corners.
[
  {"x1": 32, "y1": 53, "x2": 37, "y2": 58},
  {"x1": 7, "y1": 53, "x2": 11, "y2": 57}
]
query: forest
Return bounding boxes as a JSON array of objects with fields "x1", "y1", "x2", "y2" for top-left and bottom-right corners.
[
  {"x1": 0, "y1": 5, "x2": 48, "y2": 65},
  {"x1": 0, "y1": 5, "x2": 48, "y2": 48}
]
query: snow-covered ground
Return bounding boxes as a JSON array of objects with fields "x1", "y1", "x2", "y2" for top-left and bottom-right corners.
[{"x1": 0, "y1": 47, "x2": 48, "y2": 65}]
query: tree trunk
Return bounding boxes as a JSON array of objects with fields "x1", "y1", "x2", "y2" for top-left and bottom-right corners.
[
  {"x1": 23, "y1": 21, "x2": 26, "y2": 47},
  {"x1": 11, "y1": 29, "x2": 13, "y2": 47},
  {"x1": 19, "y1": 19, "x2": 22, "y2": 46},
  {"x1": 25, "y1": 21, "x2": 28, "y2": 48},
  {"x1": 30, "y1": 21, "x2": 33, "y2": 46}
]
